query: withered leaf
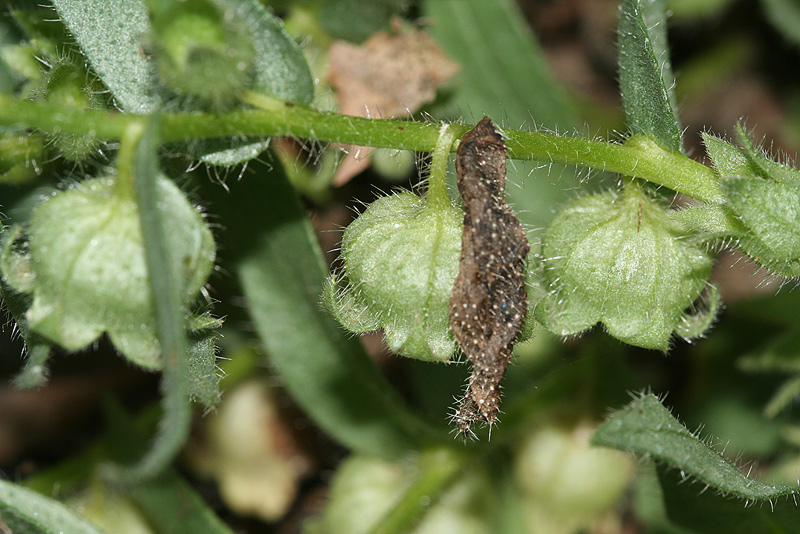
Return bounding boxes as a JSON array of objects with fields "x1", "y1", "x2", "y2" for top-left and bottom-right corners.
[
  {"x1": 325, "y1": 20, "x2": 460, "y2": 185},
  {"x1": 449, "y1": 117, "x2": 530, "y2": 437}
]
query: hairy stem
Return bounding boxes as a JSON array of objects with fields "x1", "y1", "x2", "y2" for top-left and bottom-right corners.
[
  {"x1": 426, "y1": 123, "x2": 458, "y2": 211},
  {"x1": 0, "y1": 93, "x2": 721, "y2": 202}
]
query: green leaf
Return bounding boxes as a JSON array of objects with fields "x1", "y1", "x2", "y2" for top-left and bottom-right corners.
[
  {"x1": 761, "y1": 0, "x2": 800, "y2": 48},
  {"x1": 669, "y1": 202, "x2": 748, "y2": 237},
  {"x1": 104, "y1": 117, "x2": 192, "y2": 485},
  {"x1": 422, "y1": 0, "x2": 585, "y2": 226},
  {"x1": 52, "y1": 0, "x2": 313, "y2": 116},
  {"x1": 318, "y1": 0, "x2": 401, "y2": 43},
  {"x1": 618, "y1": 0, "x2": 683, "y2": 152},
  {"x1": 204, "y1": 156, "x2": 446, "y2": 457},
  {"x1": 222, "y1": 0, "x2": 314, "y2": 105},
  {"x1": 702, "y1": 132, "x2": 761, "y2": 178},
  {"x1": 128, "y1": 473, "x2": 236, "y2": 534},
  {"x1": 51, "y1": 0, "x2": 159, "y2": 113},
  {"x1": 657, "y1": 465, "x2": 800, "y2": 533},
  {"x1": 592, "y1": 393, "x2": 800, "y2": 501},
  {"x1": 0, "y1": 478, "x2": 106, "y2": 534}
]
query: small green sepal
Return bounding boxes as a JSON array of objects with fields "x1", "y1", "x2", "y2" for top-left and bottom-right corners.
[{"x1": 702, "y1": 127, "x2": 800, "y2": 276}]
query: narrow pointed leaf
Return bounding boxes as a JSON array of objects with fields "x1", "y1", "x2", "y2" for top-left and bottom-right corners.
[
  {"x1": 0, "y1": 479, "x2": 105, "y2": 534},
  {"x1": 618, "y1": 0, "x2": 683, "y2": 152},
  {"x1": 657, "y1": 465, "x2": 800, "y2": 533},
  {"x1": 105, "y1": 117, "x2": 191, "y2": 485},
  {"x1": 592, "y1": 393, "x2": 800, "y2": 501}
]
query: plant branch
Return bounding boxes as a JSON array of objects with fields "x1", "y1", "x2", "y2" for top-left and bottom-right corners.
[{"x1": 0, "y1": 93, "x2": 722, "y2": 202}]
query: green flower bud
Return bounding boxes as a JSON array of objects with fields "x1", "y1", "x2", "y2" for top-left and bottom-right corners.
[
  {"x1": 536, "y1": 182, "x2": 718, "y2": 350},
  {"x1": 149, "y1": 0, "x2": 254, "y2": 108},
  {"x1": 1, "y1": 175, "x2": 215, "y2": 368},
  {"x1": 701, "y1": 127, "x2": 800, "y2": 276},
  {"x1": 323, "y1": 191, "x2": 463, "y2": 362}
]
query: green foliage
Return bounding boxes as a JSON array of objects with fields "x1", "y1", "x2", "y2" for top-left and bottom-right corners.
[
  {"x1": 149, "y1": 0, "x2": 256, "y2": 107},
  {"x1": 51, "y1": 0, "x2": 159, "y2": 113},
  {"x1": 423, "y1": 0, "x2": 584, "y2": 227},
  {"x1": 0, "y1": 478, "x2": 106, "y2": 534},
  {"x1": 676, "y1": 126, "x2": 800, "y2": 275},
  {"x1": 618, "y1": 0, "x2": 683, "y2": 152},
  {"x1": 594, "y1": 394, "x2": 799, "y2": 501},
  {"x1": 2, "y1": 0, "x2": 800, "y2": 532},
  {"x1": 211, "y1": 160, "x2": 446, "y2": 457}
]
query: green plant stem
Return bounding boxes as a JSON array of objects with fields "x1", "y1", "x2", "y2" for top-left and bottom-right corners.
[
  {"x1": 426, "y1": 123, "x2": 458, "y2": 211},
  {"x1": 370, "y1": 447, "x2": 467, "y2": 534},
  {"x1": 0, "y1": 93, "x2": 722, "y2": 202},
  {"x1": 113, "y1": 119, "x2": 146, "y2": 199}
]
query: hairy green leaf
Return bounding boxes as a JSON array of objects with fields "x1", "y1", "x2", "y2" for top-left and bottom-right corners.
[
  {"x1": 104, "y1": 117, "x2": 192, "y2": 485},
  {"x1": 0, "y1": 478, "x2": 105, "y2": 534},
  {"x1": 52, "y1": 0, "x2": 313, "y2": 118},
  {"x1": 618, "y1": 0, "x2": 683, "y2": 152},
  {"x1": 51, "y1": 0, "x2": 159, "y2": 113},
  {"x1": 658, "y1": 464, "x2": 800, "y2": 533},
  {"x1": 205, "y1": 156, "x2": 446, "y2": 457},
  {"x1": 592, "y1": 393, "x2": 800, "y2": 501}
]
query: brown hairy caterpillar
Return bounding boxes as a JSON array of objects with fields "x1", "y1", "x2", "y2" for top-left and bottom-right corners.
[{"x1": 449, "y1": 116, "x2": 530, "y2": 437}]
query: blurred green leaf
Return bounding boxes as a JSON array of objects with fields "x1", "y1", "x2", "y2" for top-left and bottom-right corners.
[
  {"x1": 761, "y1": 0, "x2": 800, "y2": 48},
  {"x1": 739, "y1": 329, "x2": 800, "y2": 374},
  {"x1": 423, "y1": 0, "x2": 589, "y2": 227},
  {"x1": 318, "y1": 0, "x2": 402, "y2": 43},
  {"x1": 52, "y1": 0, "x2": 313, "y2": 115},
  {"x1": 129, "y1": 473, "x2": 236, "y2": 534},
  {"x1": 205, "y1": 156, "x2": 446, "y2": 457},
  {"x1": 593, "y1": 393, "x2": 799, "y2": 501},
  {"x1": 618, "y1": 0, "x2": 683, "y2": 152},
  {"x1": 228, "y1": 0, "x2": 314, "y2": 105},
  {"x1": 0, "y1": 478, "x2": 105, "y2": 534}
]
